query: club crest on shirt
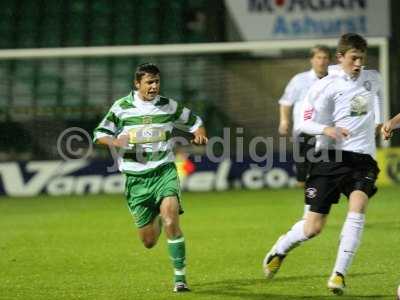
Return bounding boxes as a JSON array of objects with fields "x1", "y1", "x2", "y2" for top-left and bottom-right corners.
[
  {"x1": 350, "y1": 95, "x2": 368, "y2": 116},
  {"x1": 306, "y1": 187, "x2": 317, "y2": 199},
  {"x1": 142, "y1": 116, "x2": 152, "y2": 124},
  {"x1": 363, "y1": 80, "x2": 372, "y2": 91}
]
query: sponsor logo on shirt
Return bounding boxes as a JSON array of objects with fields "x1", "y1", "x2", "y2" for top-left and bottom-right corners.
[{"x1": 350, "y1": 95, "x2": 368, "y2": 116}]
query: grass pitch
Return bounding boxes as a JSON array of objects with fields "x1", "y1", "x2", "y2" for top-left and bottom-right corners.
[{"x1": 0, "y1": 187, "x2": 399, "y2": 300}]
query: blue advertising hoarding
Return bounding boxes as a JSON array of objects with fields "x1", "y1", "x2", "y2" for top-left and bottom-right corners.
[{"x1": 0, "y1": 154, "x2": 297, "y2": 197}]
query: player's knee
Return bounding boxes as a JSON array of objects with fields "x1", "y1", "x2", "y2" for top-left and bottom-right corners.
[
  {"x1": 141, "y1": 234, "x2": 158, "y2": 248},
  {"x1": 306, "y1": 229, "x2": 321, "y2": 238},
  {"x1": 304, "y1": 223, "x2": 324, "y2": 238},
  {"x1": 142, "y1": 238, "x2": 157, "y2": 249},
  {"x1": 162, "y1": 216, "x2": 177, "y2": 229}
]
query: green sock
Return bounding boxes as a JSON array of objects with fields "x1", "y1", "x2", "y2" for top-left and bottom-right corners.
[{"x1": 167, "y1": 236, "x2": 186, "y2": 283}]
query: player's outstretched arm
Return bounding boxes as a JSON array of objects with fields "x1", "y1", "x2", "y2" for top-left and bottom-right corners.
[
  {"x1": 191, "y1": 127, "x2": 208, "y2": 145},
  {"x1": 381, "y1": 121, "x2": 393, "y2": 140},
  {"x1": 381, "y1": 113, "x2": 400, "y2": 140},
  {"x1": 96, "y1": 135, "x2": 129, "y2": 148}
]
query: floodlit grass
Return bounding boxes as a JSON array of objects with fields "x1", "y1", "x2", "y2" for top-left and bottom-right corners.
[{"x1": 1, "y1": 187, "x2": 399, "y2": 299}]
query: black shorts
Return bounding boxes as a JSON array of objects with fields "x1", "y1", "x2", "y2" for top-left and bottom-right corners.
[
  {"x1": 294, "y1": 133, "x2": 315, "y2": 182},
  {"x1": 305, "y1": 150, "x2": 380, "y2": 214}
]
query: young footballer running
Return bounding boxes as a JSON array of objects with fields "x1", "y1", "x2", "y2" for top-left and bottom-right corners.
[
  {"x1": 263, "y1": 33, "x2": 382, "y2": 295},
  {"x1": 94, "y1": 63, "x2": 207, "y2": 292}
]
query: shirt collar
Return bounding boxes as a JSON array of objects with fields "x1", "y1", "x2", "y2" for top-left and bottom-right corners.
[
  {"x1": 132, "y1": 91, "x2": 159, "y2": 105},
  {"x1": 329, "y1": 65, "x2": 364, "y2": 81},
  {"x1": 310, "y1": 68, "x2": 328, "y2": 80},
  {"x1": 309, "y1": 69, "x2": 319, "y2": 80}
]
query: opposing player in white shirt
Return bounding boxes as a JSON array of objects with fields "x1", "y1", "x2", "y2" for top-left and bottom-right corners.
[
  {"x1": 278, "y1": 45, "x2": 331, "y2": 187},
  {"x1": 263, "y1": 33, "x2": 381, "y2": 295}
]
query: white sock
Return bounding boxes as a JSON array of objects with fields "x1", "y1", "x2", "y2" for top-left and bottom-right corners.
[
  {"x1": 333, "y1": 212, "x2": 365, "y2": 276},
  {"x1": 302, "y1": 205, "x2": 311, "y2": 219},
  {"x1": 275, "y1": 220, "x2": 309, "y2": 255}
]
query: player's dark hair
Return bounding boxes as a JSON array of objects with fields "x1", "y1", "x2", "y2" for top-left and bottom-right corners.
[
  {"x1": 310, "y1": 45, "x2": 332, "y2": 60},
  {"x1": 135, "y1": 63, "x2": 160, "y2": 82},
  {"x1": 337, "y1": 33, "x2": 367, "y2": 55}
]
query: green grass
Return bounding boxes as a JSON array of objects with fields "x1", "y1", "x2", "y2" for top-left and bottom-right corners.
[{"x1": 1, "y1": 187, "x2": 399, "y2": 300}]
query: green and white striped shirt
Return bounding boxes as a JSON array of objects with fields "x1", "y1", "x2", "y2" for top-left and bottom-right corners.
[{"x1": 94, "y1": 92, "x2": 202, "y2": 174}]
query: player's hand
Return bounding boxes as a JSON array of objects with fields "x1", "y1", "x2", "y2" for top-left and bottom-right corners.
[
  {"x1": 278, "y1": 121, "x2": 290, "y2": 136},
  {"x1": 191, "y1": 127, "x2": 208, "y2": 145},
  {"x1": 323, "y1": 126, "x2": 350, "y2": 140},
  {"x1": 112, "y1": 134, "x2": 130, "y2": 148},
  {"x1": 381, "y1": 120, "x2": 394, "y2": 140}
]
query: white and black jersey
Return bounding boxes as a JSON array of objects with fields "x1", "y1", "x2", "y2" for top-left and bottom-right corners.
[
  {"x1": 328, "y1": 64, "x2": 384, "y2": 125},
  {"x1": 279, "y1": 69, "x2": 322, "y2": 137},
  {"x1": 300, "y1": 67, "x2": 382, "y2": 158}
]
